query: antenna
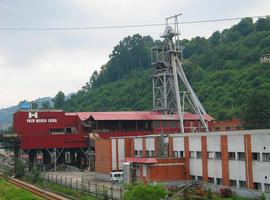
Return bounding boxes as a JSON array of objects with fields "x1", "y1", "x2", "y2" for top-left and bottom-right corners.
[{"x1": 152, "y1": 14, "x2": 209, "y2": 133}]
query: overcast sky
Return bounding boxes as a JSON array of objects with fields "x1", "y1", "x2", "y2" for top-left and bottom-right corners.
[{"x1": 0, "y1": 0, "x2": 269, "y2": 109}]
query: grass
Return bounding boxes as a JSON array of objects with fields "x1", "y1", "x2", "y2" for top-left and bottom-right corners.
[{"x1": 0, "y1": 178, "x2": 42, "y2": 200}]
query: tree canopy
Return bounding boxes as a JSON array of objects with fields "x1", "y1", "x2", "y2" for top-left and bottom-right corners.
[
  {"x1": 64, "y1": 17, "x2": 270, "y2": 125},
  {"x1": 53, "y1": 91, "x2": 65, "y2": 109}
]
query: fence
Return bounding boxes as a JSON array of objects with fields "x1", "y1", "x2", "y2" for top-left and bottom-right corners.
[{"x1": 30, "y1": 172, "x2": 123, "y2": 200}]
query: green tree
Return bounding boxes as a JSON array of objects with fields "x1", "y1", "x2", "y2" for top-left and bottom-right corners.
[
  {"x1": 31, "y1": 101, "x2": 38, "y2": 109},
  {"x1": 124, "y1": 184, "x2": 167, "y2": 200},
  {"x1": 242, "y1": 89, "x2": 270, "y2": 129},
  {"x1": 53, "y1": 91, "x2": 65, "y2": 109},
  {"x1": 237, "y1": 18, "x2": 254, "y2": 36},
  {"x1": 41, "y1": 100, "x2": 51, "y2": 109},
  {"x1": 255, "y1": 17, "x2": 270, "y2": 31}
]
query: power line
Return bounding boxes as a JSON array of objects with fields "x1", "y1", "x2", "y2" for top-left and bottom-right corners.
[{"x1": 0, "y1": 15, "x2": 269, "y2": 31}]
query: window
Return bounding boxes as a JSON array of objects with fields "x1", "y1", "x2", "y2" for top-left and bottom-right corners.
[
  {"x1": 153, "y1": 121, "x2": 160, "y2": 128},
  {"x1": 190, "y1": 151, "x2": 195, "y2": 158},
  {"x1": 65, "y1": 127, "x2": 77, "y2": 134},
  {"x1": 230, "y1": 179, "x2": 237, "y2": 187},
  {"x1": 215, "y1": 152, "x2": 222, "y2": 159},
  {"x1": 139, "y1": 150, "x2": 143, "y2": 157},
  {"x1": 215, "y1": 127, "x2": 221, "y2": 131},
  {"x1": 263, "y1": 153, "x2": 270, "y2": 162},
  {"x1": 170, "y1": 121, "x2": 177, "y2": 128},
  {"x1": 134, "y1": 150, "x2": 139, "y2": 157},
  {"x1": 252, "y1": 152, "x2": 260, "y2": 161},
  {"x1": 225, "y1": 126, "x2": 231, "y2": 131},
  {"x1": 196, "y1": 151, "x2": 202, "y2": 159},
  {"x1": 190, "y1": 175, "x2": 196, "y2": 180},
  {"x1": 179, "y1": 151, "x2": 185, "y2": 158},
  {"x1": 146, "y1": 150, "x2": 155, "y2": 157},
  {"x1": 216, "y1": 178, "x2": 223, "y2": 185},
  {"x1": 65, "y1": 128, "x2": 72, "y2": 134},
  {"x1": 228, "y1": 152, "x2": 236, "y2": 160},
  {"x1": 208, "y1": 177, "x2": 215, "y2": 184},
  {"x1": 265, "y1": 183, "x2": 270, "y2": 193},
  {"x1": 238, "y1": 152, "x2": 245, "y2": 160},
  {"x1": 253, "y1": 182, "x2": 262, "y2": 191},
  {"x1": 239, "y1": 180, "x2": 246, "y2": 188},
  {"x1": 236, "y1": 126, "x2": 242, "y2": 130},
  {"x1": 50, "y1": 128, "x2": 65, "y2": 134},
  {"x1": 173, "y1": 151, "x2": 178, "y2": 157},
  {"x1": 162, "y1": 121, "x2": 167, "y2": 128},
  {"x1": 197, "y1": 176, "x2": 203, "y2": 181},
  {"x1": 208, "y1": 151, "x2": 214, "y2": 159}
]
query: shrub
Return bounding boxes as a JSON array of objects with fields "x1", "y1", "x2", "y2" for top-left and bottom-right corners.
[
  {"x1": 219, "y1": 187, "x2": 233, "y2": 198},
  {"x1": 123, "y1": 183, "x2": 167, "y2": 200},
  {"x1": 206, "y1": 187, "x2": 213, "y2": 199},
  {"x1": 260, "y1": 193, "x2": 266, "y2": 200},
  {"x1": 30, "y1": 165, "x2": 40, "y2": 183}
]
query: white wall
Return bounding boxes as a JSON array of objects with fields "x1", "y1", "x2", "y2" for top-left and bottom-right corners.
[
  {"x1": 228, "y1": 135, "x2": 244, "y2": 152},
  {"x1": 111, "y1": 139, "x2": 117, "y2": 170},
  {"x1": 134, "y1": 138, "x2": 142, "y2": 150},
  {"x1": 207, "y1": 135, "x2": 221, "y2": 152},
  {"x1": 173, "y1": 137, "x2": 184, "y2": 151},
  {"x1": 189, "y1": 136, "x2": 201, "y2": 151},
  {"x1": 146, "y1": 138, "x2": 154, "y2": 151},
  {"x1": 118, "y1": 139, "x2": 125, "y2": 170},
  {"x1": 190, "y1": 159, "x2": 202, "y2": 176},
  {"x1": 251, "y1": 134, "x2": 270, "y2": 192}
]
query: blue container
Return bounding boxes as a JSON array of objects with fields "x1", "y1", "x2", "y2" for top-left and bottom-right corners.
[{"x1": 19, "y1": 101, "x2": 31, "y2": 110}]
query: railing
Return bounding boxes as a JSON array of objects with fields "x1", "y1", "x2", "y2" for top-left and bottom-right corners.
[{"x1": 37, "y1": 172, "x2": 123, "y2": 200}]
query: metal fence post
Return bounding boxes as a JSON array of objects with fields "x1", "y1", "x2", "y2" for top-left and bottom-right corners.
[
  {"x1": 82, "y1": 179, "x2": 84, "y2": 194},
  {"x1": 111, "y1": 184, "x2": 113, "y2": 200},
  {"x1": 103, "y1": 184, "x2": 105, "y2": 199},
  {"x1": 120, "y1": 187, "x2": 122, "y2": 200},
  {"x1": 76, "y1": 179, "x2": 78, "y2": 191},
  {"x1": 95, "y1": 181, "x2": 98, "y2": 197},
  {"x1": 70, "y1": 178, "x2": 72, "y2": 189}
]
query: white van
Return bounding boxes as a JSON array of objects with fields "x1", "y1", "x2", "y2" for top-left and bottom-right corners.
[{"x1": 111, "y1": 171, "x2": 123, "y2": 183}]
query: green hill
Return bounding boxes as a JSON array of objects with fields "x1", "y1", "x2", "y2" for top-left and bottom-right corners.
[{"x1": 64, "y1": 17, "x2": 270, "y2": 121}]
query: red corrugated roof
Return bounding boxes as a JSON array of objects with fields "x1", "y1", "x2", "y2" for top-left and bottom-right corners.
[
  {"x1": 74, "y1": 111, "x2": 213, "y2": 121},
  {"x1": 124, "y1": 157, "x2": 158, "y2": 164}
]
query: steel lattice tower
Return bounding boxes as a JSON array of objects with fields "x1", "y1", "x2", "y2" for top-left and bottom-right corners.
[{"x1": 152, "y1": 14, "x2": 209, "y2": 133}]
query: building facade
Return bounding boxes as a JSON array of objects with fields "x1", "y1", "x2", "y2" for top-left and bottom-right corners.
[{"x1": 95, "y1": 130, "x2": 270, "y2": 194}]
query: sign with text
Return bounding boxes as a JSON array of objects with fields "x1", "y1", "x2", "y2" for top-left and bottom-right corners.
[{"x1": 26, "y1": 112, "x2": 58, "y2": 123}]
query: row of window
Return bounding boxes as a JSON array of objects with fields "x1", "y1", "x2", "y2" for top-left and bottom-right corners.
[
  {"x1": 134, "y1": 150, "x2": 155, "y2": 157},
  {"x1": 191, "y1": 175, "x2": 270, "y2": 192},
  {"x1": 214, "y1": 126, "x2": 242, "y2": 131},
  {"x1": 134, "y1": 149, "x2": 270, "y2": 162},
  {"x1": 49, "y1": 127, "x2": 77, "y2": 134},
  {"x1": 182, "y1": 151, "x2": 270, "y2": 162}
]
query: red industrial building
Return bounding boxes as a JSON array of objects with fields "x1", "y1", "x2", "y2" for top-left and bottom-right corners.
[
  {"x1": 13, "y1": 110, "x2": 213, "y2": 170},
  {"x1": 211, "y1": 118, "x2": 243, "y2": 132}
]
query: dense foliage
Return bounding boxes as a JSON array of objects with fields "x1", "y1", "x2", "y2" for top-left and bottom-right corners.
[
  {"x1": 64, "y1": 17, "x2": 270, "y2": 124},
  {"x1": 123, "y1": 183, "x2": 167, "y2": 200}
]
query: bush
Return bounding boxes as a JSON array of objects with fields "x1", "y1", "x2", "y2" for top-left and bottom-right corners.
[
  {"x1": 15, "y1": 159, "x2": 25, "y2": 178},
  {"x1": 260, "y1": 193, "x2": 266, "y2": 200},
  {"x1": 219, "y1": 187, "x2": 233, "y2": 198},
  {"x1": 123, "y1": 183, "x2": 167, "y2": 200},
  {"x1": 30, "y1": 165, "x2": 40, "y2": 183},
  {"x1": 206, "y1": 187, "x2": 213, "y2": 199}
]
